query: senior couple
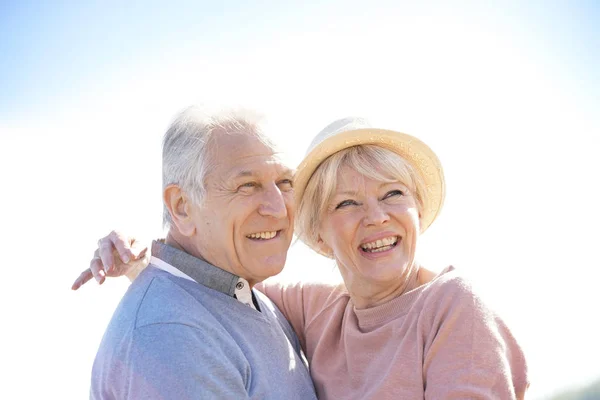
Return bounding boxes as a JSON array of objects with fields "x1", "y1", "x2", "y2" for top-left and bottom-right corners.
[{"x1": 74, "y1": 106, "x2": 529, "y2": 399}]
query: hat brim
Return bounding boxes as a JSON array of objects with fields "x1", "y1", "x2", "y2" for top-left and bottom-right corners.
[{"x1": 294, "y1": 128, "x2": 445, "y2": 235}]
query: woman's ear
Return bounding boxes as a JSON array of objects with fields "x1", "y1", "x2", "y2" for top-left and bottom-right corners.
[
  {"x1": 316, "y1": 235, "x2": 334, "y2": 258},
  {"x1": 164, "y1": 184, "x2": 195, "y2": 237}
]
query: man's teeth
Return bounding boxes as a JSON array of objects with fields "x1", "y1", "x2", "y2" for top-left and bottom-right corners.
[
  {"x1": 360, "y1": 236, "x2": 398, "y2": 252},
  {"x1": 247, "y1": 231, "x2": 277, "y2": 240}
]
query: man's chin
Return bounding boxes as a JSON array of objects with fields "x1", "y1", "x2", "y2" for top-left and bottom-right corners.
[{"x1": 254, "y1": 254, "x2": 287, "y2": 278}]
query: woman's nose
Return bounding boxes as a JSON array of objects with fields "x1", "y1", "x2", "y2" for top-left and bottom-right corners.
[{"x1": 363, "y1": 202, "x2": 390, "y2": 226}]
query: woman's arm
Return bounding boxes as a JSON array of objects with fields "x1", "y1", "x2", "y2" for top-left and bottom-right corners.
[{"x1": 71, "y1": 231, "x2": 149, "y2": 290}]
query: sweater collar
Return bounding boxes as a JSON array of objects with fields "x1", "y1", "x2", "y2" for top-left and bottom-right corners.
[
  {"x1": 151, "y1": 240, "x2": 240, "y2": 297},
  {"x1": 354, "y1": 266, "x2": 455, "y2": 331}
]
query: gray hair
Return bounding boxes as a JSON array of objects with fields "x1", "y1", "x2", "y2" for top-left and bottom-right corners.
[{"x1": 161, "y1": 105, "x2": 276, "y2": 228}]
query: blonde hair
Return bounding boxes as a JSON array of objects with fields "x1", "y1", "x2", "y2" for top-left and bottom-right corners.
[{"x1": 295, "y1": 145, "x2": 425, "y2": 255}]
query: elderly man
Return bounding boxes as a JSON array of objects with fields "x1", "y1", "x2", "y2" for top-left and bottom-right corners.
[{"x1": 89, "y1": 107, "x2": 316, "y2": 399}]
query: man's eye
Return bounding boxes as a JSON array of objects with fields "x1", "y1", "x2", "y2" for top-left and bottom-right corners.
[
  {"x1": 335, "y1": 199, "x2": 357, "y2": 209},
  {"x1": 383, "y1": 190, "x2": 404, "y2": 199},
  {"x1": 278, "y1": 179, "x2": 294, "y2": 190},
  {"x1": 239, "y1": 182, "x2": 258, "y2": 190}
]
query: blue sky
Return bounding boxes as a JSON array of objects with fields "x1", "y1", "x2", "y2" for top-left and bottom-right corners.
[
  {"x1": 1, "y1": 1, "x2": 599, "y2": 399},
  {"x1": 2, "y1": 1, "x2": 598, "y2": 120}
]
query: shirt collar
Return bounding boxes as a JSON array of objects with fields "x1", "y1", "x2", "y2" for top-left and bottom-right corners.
[{"x1": 150, "y1": 240, "x2": 256, "y2": 310}]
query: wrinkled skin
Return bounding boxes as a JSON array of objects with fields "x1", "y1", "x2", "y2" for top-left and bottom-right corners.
[{"x1": 71, "y1": 230, "x2": 148, "y2": 290}]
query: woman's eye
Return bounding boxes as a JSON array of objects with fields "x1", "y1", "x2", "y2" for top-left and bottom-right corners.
[
  {"x1": 335, "y1": 199, "x2": 357, "y2": 209},
  {"x1": 384, "y1": 190, "x2": 404, "y2": 199}
]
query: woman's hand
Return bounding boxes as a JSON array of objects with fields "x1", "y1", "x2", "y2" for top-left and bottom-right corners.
[{"x1": 71, "y1": 231, "x2": 149, "y2": 290}]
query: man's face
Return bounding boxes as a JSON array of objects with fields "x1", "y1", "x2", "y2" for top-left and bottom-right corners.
[{"x1": 188, "y1": 131, "x2": 295, "y2": 285}]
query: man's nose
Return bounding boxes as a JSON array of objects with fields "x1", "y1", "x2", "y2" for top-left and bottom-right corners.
[{"x1": 258, "y1": 184, "x2": 288, "y2": 219}]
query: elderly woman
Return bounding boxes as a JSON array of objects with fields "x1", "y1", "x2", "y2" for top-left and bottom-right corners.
[{"x1": 75, "y1": 117, "x2": 529, "y2": 398}]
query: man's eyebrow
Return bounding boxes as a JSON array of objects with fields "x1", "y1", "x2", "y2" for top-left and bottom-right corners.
[
  {"x1": 232, "y1": 170, "x2": 255, "y2": 179},
  {"x1": 281, "y1": 168, "x2": 295, "y2": 177},
  {"x1": 230, "y1": 167, "x2": 294, "y2": 180}
]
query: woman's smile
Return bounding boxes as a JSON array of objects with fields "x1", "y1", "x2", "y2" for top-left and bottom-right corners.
[{"x1": 358, "y1": 234, "x2": 401, "y2": 258}]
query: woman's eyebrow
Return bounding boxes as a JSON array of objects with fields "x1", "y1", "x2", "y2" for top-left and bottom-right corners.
[{"x1": 334, "y1": 189, "x2": 359, "y2": 196}]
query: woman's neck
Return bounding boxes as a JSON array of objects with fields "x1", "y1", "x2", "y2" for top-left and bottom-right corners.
[{"x1": 346, "y1": 265, "x2": 435, "y2": 310}]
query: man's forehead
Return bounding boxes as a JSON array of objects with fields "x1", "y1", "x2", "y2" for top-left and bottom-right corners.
[
  {"x1": 207, "y1": 130, "x2": 293, "y2": 176},
  {"x1": 226, "y1": 154, "x2": 294, "y2": 177},
  {"x1": 206, "y1": 148, "x2": 294, "y2": 179}
]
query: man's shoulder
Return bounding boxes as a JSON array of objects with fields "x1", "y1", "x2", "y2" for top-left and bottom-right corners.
[
  {"x1": 129, "y1": 267, "x2": 232, "y2": 330},
  {"x1": 97, "y1": 266, "x2": 250, "y2": 348},
  {"x1": 92, "y1": 269, "x2": 254, "y2": 400},
  {"x1": 96, "y1": 267, "x2": 230, "y2": 337}
]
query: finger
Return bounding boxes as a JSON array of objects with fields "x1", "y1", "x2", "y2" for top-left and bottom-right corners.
[
  {"x1": 90, "y1": 256, "x2": 107, "y2": 284},
  {"x1": 71, "y1": 269, "x2": 93, "y2": 290},
  {"x1": 129, "y1": 239, "x2": 149, "y2": 260},
  {"x1": 109, "y1": 231, "x2": 135, "y2": 264},
  {"x1": 98, "y1": 238, "x2": 116, "y2": 273},
  {"x1": 94, "y1": 267, "x2": 106, "y2": 285}
]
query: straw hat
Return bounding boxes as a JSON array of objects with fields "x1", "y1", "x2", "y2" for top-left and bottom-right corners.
[{"x1": 294, "y1": 117, "x2": 445, "y2": 234}]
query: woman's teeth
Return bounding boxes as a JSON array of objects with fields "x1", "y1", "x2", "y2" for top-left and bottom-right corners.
[
  {"x1": 360, "y1": 236, "x2": 398, "y2": 252},
  {"x1": 247, "y1": 231, "x2": 277, "y2": 240}
]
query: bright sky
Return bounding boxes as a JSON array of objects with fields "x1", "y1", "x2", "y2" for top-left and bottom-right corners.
[{"x1": 1, "y1": 1, "x2": 599, "y2": 399}]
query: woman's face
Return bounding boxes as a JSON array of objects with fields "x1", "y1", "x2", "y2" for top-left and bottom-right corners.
[{"x1": 317, "y1": 165, "x2": 420, "y2": 288}]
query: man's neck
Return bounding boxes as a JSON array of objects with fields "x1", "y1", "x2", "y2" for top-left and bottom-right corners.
[
  {"x1": 164, "y1": 231, "x2": 187, "y2": 253},
  {"x1": 164, "y1": 231, "x2": 258, "y2": 288},
  {"x1": 165, "y1": 231, "x2": 209, "y2": 261}
]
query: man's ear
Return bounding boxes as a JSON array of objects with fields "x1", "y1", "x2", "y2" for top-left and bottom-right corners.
[{"x1": 164, "y1": 185, "x2": 195, "y2": 237}]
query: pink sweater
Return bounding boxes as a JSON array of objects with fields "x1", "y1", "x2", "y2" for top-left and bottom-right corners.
[{"x1": 258, "y1": 267, "x2": 529, "y2": 399}]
